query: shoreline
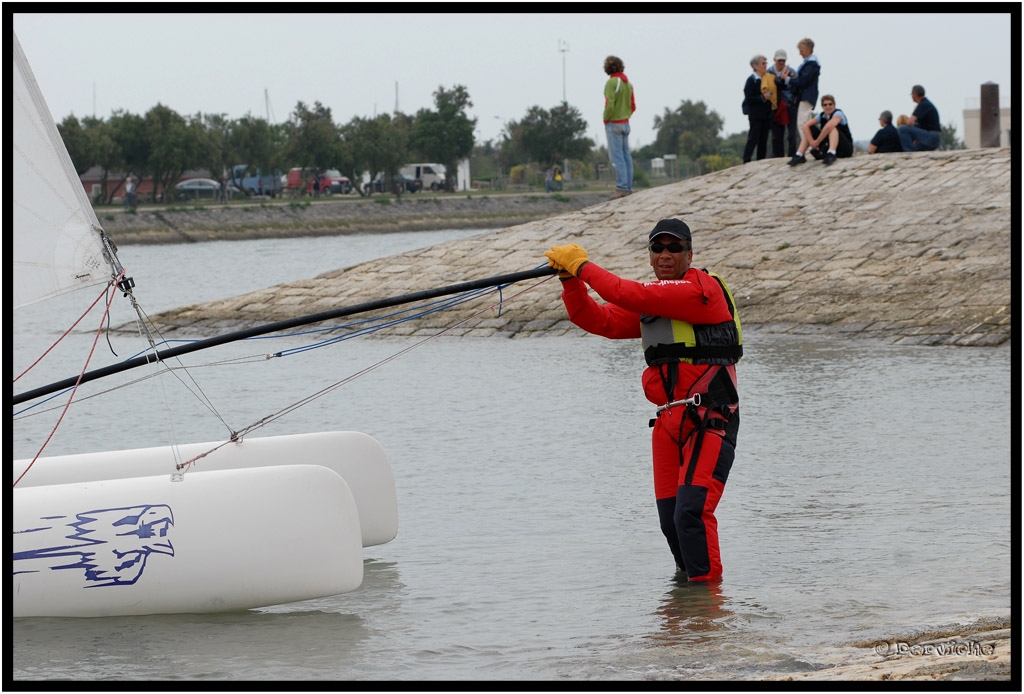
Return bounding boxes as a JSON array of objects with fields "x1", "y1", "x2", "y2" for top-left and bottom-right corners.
[
  {"x1": 101, "y1": 190, "x2": 612, "y2": 245},
  {"x1": 764, "y1": 615, "x2": 1012, "y2": 682}
]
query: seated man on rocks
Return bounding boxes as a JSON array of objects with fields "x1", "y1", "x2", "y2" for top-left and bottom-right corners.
[
  {"x1": 787, "y1": 94, "x2": 853, "y2": 167},
  {"x1": 868, "y1": 110, "x2": 904, "y2": 154},
  {"x1": 898, "y1": 84, "x2": 942, "y2": 152}
]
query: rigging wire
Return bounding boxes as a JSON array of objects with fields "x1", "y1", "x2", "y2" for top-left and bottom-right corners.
[
  {"x1": 14, "y1": 271, "x2": 527, "y2": 419},
  {"x1": 16, "y1": 266, "x2": 556, "y2": 479},
  {"x1": 175, "y1": 271, "x2": 556, "y2": 472},
  {"x1": 13, "y1": 282, "x2": 113, "y2": 383},
  {"x1": 14, "y1": 271, "x2": 125, "y2": 488}
]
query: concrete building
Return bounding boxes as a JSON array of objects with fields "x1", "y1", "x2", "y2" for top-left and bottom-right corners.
[{"x1": 963, "y1": 101, "x2": 1012, "y2": 148}]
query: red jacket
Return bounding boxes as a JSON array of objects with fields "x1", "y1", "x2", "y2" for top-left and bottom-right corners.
[{"x1": 560, "y1": 262, "x2": 735, "y2": 405}]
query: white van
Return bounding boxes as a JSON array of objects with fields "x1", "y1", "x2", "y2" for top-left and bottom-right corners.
[{"x1": 400, "y1": 163, "x2": 447, "y2": 191}]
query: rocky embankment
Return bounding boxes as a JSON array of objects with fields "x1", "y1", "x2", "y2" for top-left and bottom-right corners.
[
  {"x1": 139, "y1": 149, "x2": 1011, "y2": 347},
  {"x1": 102, "y1": 191, "x2": 612, "y2": 245}
]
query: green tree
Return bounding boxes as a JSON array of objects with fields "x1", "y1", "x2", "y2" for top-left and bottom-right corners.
[
  {"x1": 344, "y1": 113, "x2": 410, "y2": 196},
  {"x1": 57, "y1": 115, "x2": 93, "y2": 175},
  {"x1": 224, "y1": 114, "x2": 287, "y2": 191},
  {"x1": 283, "y1": 101, "x2": 342, "y2": 191},
  {"x1": 940, "y1": 122, "x2": 966, "y2": 150},
  {"x1": 716, "y1": 132, "x2": 748, "y2": 163},
  {"x1": 501, "y1": 102, "x2": 593, "y2": 167},
  {"x1": 81, "y1": 116, "x2": 119, "y2": 204},
  {"x1": 107, "y1": 109, "x2": 148, "y2": 203},
  {"x1": 145, "y1": 104, "x2": 207, "y2": 202},
  {"x1": 409, "y1": 85, "x2": 476, "y2": 191},
  {"x1": 202, "y1": 113, "x2": 233, "y2": 184},
  {"x1": 652, "y1": 100, "x2": 724, "y2": 161}
]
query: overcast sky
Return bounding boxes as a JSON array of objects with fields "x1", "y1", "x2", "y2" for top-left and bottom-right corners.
[{"x1": 13, "y1": 12, "x2": 1012, "y2": 152}]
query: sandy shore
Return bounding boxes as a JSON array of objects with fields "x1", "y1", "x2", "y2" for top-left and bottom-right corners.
[{"x1": 763, "y1": 615, "x2": 1013, "y2": 682}]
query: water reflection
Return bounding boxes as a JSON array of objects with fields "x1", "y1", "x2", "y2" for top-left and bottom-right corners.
[
  {"x1": 13, "y1": 608, "x2": 373, "y2": 680},
  {"x1": 653, "y1": 578, "x2": 732, "y2": 640}
]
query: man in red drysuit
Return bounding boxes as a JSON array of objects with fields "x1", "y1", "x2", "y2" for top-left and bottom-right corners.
[{"x1": 545, "y1": 219, "x2": 742, "y2": 581}]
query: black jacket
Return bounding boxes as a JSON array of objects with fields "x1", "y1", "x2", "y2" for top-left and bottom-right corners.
[{"x1": 744, "y1": 74, "x2": 772, "y2": 120}]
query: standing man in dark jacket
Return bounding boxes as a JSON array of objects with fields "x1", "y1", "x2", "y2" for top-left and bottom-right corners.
[
  {"x1": 544, "y1": 219, "x2": 742, "y2": 582},
  {"x1": 789, "y1": 38, "x2": 820, "y2": 130},
  {"x1": 742, "y1": 55, "x2": 772, "y2": 164},
  {"x1": 898, "y1": 85, "x2": 942, "y2": 151}
]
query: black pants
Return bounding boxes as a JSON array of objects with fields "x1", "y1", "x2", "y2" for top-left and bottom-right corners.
[
  {"x1": 743, "y1": 117, "x2": 771, "y2": 163},
  {"x1": 809, "y1": 124, "x2": 854, "y2": 157}
]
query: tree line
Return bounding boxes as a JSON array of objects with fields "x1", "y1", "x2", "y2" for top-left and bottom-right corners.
[
  {"x1": 58, "y1": 85, "x2": 479, "y2": 204},
  {"x1": 58, "y1": 86, "x2": 966, "y2": 204}
]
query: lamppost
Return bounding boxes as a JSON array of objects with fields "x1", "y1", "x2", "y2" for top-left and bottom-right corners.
[
  {"x1": 493, "y1": 116, "x2": 506, "y2": 189},
  {"x1": 558, "y1": 39, "x2": 569, "y2": 103}
]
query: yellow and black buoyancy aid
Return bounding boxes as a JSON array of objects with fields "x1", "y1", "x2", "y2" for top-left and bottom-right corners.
[
  {"x1": 640, "y1": 270, "x2": 743, "y2": 367},
  {"x1": 642, "y1": 271, "x2": 743, "y2": 466}
]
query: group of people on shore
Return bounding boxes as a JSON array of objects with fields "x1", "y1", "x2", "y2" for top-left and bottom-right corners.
[{"x1": 739, "y1": 37, "x2": 943, "y2": 167}]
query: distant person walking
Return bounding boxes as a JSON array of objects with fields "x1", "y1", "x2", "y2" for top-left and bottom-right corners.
[
  {"x1": 898, "y1": 85, "x2": 942, "y2": 152},
  {"x1": 312, "y1": 175, "x2": 321, "y2": 199},
  {"x1": 124, "y1": 178, "x2": 135, "y2": 209},
  {"x1": 789, "y1": 38, "x2": 821, "y2": 129},
  {"x1": 742, "y1": 54, "x2": 772, "y2": 164},
  {"x1": 545, "y1": 166, "x2": 554, "y2": 193},
  {"x1": 603, "y1": 55, "x2": 636, "y2": 199}
]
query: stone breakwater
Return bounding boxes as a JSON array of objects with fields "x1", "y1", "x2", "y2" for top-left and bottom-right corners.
[{"x1": 146, "y1": 149, "x2": 1011, "y2": 347}]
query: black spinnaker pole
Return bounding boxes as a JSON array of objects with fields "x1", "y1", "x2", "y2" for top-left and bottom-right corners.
[{"x1": 14, "y1": 266, "x2": 558, "y2": 406}]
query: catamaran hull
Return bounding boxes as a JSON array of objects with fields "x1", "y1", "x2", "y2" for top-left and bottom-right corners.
[
  {"x1": 14, "y1": 431, "x2": 398, "y2": 547},
  {"x1": 13, "y1": 464, "x2": 363, "y2": 618}
]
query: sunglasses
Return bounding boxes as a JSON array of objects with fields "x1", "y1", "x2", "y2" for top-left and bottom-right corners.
[{"x1": 649, "y1": 242, "x2": 691, "y2": 253}]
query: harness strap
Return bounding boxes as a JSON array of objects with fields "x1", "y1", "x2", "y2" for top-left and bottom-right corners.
[{"x1": 647, "y1": 342, "x2": 744, "y2": 362}]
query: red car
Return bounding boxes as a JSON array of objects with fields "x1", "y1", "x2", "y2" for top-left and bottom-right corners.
[{"x1": 286, "y1": 168, "x2": 352, "y2": 196}]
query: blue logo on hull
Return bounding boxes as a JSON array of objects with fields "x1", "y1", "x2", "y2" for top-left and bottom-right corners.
[{"x1": 14, "y1": 504, "x2": 174, "y2": 587}]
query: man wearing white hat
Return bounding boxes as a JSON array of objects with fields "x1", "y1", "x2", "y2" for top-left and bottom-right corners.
[{"x1": 767, "y1": 49, "x2": 799, "y2": 157}]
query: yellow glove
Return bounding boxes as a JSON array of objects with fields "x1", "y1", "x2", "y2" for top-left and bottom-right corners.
[
  {"x1": 545, "y1": 256, "x2": 573, "y2": 280},
  {"x1": 544, "y1": 244, "x2": 589, "y2": 277}
]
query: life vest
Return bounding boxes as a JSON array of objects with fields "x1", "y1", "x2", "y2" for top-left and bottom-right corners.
[{"x1": 640, "y1": 270, "x2": 743, "y2": 367}]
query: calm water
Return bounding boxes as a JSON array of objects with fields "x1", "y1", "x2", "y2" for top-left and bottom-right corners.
[{"x1": 12, "y1": 230, "x2": 1012, "y2": 682}]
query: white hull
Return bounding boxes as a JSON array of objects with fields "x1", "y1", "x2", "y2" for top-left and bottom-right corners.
[
  {"x1": 14, "y1": 431, "x2": 398, "y2": 547},
  {"x1": 12, "y1": 35, "x2": 399, "y2": 620},
  {"x1": 13, "y1": 465, "x2": 363, "y2": 618}
]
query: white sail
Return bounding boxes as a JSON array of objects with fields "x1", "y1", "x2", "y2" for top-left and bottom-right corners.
[{"x1": 12, "y1": 31, "x2": 114, "y2": 310}]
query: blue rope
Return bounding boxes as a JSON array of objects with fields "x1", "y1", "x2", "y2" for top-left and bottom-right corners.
[{"x1": 14, "y1": 268, "x2": 544, "y2": 417}]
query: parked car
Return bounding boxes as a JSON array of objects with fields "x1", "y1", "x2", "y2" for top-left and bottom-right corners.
[
  {"x1": 367, "y1": 173, "x2": 422, "y2": 194},
  {"x1": 226, "y1": 165, "x2": 282, "y2": 197},
  {"x1": 320, "y1": 169, "x2": 353, "y2": 195},
  {"x1": 174, "y1": 178, "x2": 241, "y2": 200},
  {"x1": 400, "y1": 163, "x2": 447, "y2": 191},
  {"x1": 286, "y1": 167, "x2": 352, "y2": 196}
]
